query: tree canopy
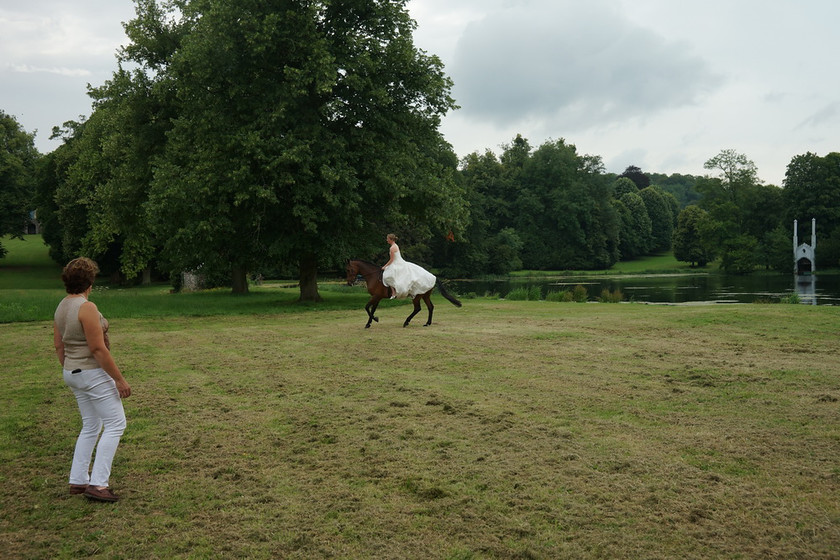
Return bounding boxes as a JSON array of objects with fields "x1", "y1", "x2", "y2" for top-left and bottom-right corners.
[
  {"x1": 673, "y1": 205, "x2": 714, "y2": 267},
  {"x1": 690, "y1": 149, "x2": 783, "y2": 272},
  {"x1": 43, "y1": 0, "x2": 466, "y2": 297},
  {"x1": 618, "y1": 165, "x2": 650, "y2": 190},
  {"x1": 449, "y1": 136, "x2": 619, "y2": 273},
  {"x1": 0, "y1": 111, "x2": 38, "y2": 258},
  {"x1": 783, "y1": 152, "x2": 840, "y2": 268}
]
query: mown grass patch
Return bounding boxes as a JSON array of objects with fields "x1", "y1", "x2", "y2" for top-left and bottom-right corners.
[{"x1": 2, "y1": 301, "x2": 839, "y2": 558}]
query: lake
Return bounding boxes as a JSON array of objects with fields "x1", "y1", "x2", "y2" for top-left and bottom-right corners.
[{"x1": 450, "y1": 272, "x2": 840, "y2": 306}]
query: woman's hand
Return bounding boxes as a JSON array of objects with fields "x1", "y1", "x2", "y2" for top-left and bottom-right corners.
[
  {"x1": 80, "y1": 301, "x2": 129, "y2": 395},
  {"x1": 115, "y1": 379, "x2": 132, "y2": 399}
]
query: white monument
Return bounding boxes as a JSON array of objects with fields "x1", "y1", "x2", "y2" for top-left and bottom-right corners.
[
  {"x1": 793, "y1": 218, "x2": 816, "y2": 275},
  {"x1": 793, "y1": 219, "x2": 817, "y2": 304}
]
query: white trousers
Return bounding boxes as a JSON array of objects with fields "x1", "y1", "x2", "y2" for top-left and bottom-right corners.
[{"x1": 63, "y1": 368, "x2": 126, "y2": 488}]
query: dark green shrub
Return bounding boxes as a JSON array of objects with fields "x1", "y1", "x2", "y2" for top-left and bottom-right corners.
[
  {"x1": 598, "y1": 289, "x2": 624, "y2": 303},
  {"x1": 505, "y1": 286, "x2": 542, "y2": 301},
  {"x1": 572, "y1": 285, "x2": 589, "y2": 302}
]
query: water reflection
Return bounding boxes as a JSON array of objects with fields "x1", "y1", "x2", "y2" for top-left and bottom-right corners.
[
  {"x1": 795, "y1": 275, "x2": 817, "y2": 305},
  {"x1": 450, "y1": 272, "x2": 840, "y2": 305}
]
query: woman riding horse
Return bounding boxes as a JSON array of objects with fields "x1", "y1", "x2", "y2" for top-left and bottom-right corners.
[{"x1": 346, "y1": 260, "x2": 461, "y2": 328}]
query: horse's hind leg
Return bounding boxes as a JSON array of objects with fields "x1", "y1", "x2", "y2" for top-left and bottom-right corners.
[
  {"x1": 403, "y1": 297, "x2": 422, "y2": 327},
  {"x1": 424, "y1": 294, "x2": 434, "y2": 326}
]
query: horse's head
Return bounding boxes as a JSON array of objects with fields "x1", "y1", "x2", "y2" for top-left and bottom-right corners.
[{"x1": 345, "y1": 260, "x2": 360, "y2": 286}]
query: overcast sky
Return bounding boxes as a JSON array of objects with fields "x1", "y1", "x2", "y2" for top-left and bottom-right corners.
[{"x1": 2, "y1": 0, "x2": 838, "y2": 185}]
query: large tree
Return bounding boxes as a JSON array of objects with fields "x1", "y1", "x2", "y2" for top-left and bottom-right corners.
[
  {"x1": 73, "y1": 65, "x2": 174, "y2": 284},
  {"x1": 434, "y1": 150, "x2": 499, "y2": 277},
  {"x1": 638, "y1": 186, "x2": 673, "y2": 252},
  {"x1": 702, "y1": 148, "x2": 760, "y2": 225},
  {"x1": 515, "y1": 139, "x2": 618, "y2": 270},
  {"x1": 697, "y1": 149, "x2": 770, "y2": 272},
  {"x1": 673, "y1": 205, "x2": 715, "y2": 267},
  {"x1": 614, "y1": 189, "x2": 652, "y2": 259},
  {"x1": 127, "y1": 0, "x2": 464, "y2": 297},
  {"x1": 35, "y1": 0, "x2": 184, "y2": 277},
  {"x1": 35, "y1": 121, "x2": 84, "y2": 266},
  {"x1": 0, "y1": 111, "x2": 38, "y2": 258}
]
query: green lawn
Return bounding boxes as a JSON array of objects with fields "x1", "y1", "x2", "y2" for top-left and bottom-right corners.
[
  {"x1": 0, "y1": 235, "x2": 370, "y2": 323},
  {"x1": 0, "y1": 235, "x2": 63, "y2": 290},
  {"x1": 2, "y1": 299, "x2": 838, "y2": 558},
  {"x1": 2, "y1": 236, "x2": 839, "y2": 558},
  {"x1": 511, "y1": 252, "x2": 716, "y2": 277}
]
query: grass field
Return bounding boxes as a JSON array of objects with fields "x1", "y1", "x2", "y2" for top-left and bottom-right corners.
[
  {"x1": 0, "y1": 237, "x2": 840, "y2": 560},
  {"x1": 3, "y1": 300, "x2": 840, "y2": 559},
  {"x1": 1, "y1": 236, "x2": 839, "y2": 558}
]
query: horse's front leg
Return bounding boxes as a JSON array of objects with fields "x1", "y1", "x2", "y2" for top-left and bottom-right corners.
[
  {"x1": 403, "y1": 296, "x2": 422, "y2": 327},
  {"x1": 365, "y1": 298, "x2": 381, "y2": 328}
]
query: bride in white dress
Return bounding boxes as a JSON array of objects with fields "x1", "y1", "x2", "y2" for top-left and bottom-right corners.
[{"x1": 381, "y1": 234, "x2": 436, "y2": 299}]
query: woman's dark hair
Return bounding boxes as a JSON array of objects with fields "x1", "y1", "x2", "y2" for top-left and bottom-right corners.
[{"x1": 62, "y1": 257, "x2": 99, "y2": 294}]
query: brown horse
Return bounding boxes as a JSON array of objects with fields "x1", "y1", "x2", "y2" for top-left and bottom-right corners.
[{"x1": 346, "y1": 260, "x2": 462, "y2": 328}]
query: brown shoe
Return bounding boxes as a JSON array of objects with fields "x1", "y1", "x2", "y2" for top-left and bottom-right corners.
[
  {"x1": 83, "y1": 486, "x2": 120, "y2": 502},
  {"x1": 69, "y1": 484, "x2": 88, "y2": 495}
]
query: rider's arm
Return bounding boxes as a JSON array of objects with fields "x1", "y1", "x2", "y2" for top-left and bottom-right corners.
[{"x1": 382, "y1": 244, "x2": 397, "y2": 269}]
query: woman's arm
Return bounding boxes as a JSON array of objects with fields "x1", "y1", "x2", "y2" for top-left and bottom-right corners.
[
  {"x1": 53, "y1": 323, "x2": 65, "y2": 366},
  {"x1": 382, "y1": 244, "x2": 398, "y2": 269},
  {"x1": 79, "y1": 301, "x2": 131, "y2": 398}
]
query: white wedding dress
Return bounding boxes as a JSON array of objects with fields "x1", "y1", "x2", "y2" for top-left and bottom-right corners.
[{"x1": 382, "y1": 250, "x2": 436, "y2": 298}]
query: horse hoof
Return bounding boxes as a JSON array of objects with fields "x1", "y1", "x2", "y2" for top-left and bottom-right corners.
[
  {"x1": 374, "y1": 317, "x2": 379, "y2": 322},
  {"x1": 365, "y1": 324, "x2": 371, "y2": 329}
]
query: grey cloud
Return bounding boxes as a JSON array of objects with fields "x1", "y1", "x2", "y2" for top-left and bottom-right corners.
[
  {"x1": 450, "y1": 1, "x2": 722, "y2": 131},
  {"x1": 795, "y1": 102, "x2": 839, "y2": 130}
]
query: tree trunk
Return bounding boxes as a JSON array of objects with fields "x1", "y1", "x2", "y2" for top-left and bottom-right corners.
[
  {"x1": 231, "y1": 266, "x2": 249, "y2": 294},
  {"x1": 298, "y1": 253, "x2": 323, "y2": 302},
  {"x1": 142, "y1": 267, "x2": 152, "y2": 286}
]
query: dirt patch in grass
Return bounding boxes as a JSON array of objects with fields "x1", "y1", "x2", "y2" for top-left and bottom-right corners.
[{"x1": 1, "y1": 301, "x2": 838, "y2": 558}]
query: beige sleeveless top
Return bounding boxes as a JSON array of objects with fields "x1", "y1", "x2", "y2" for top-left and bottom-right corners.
[{"x1": 54, "y1": 296, "x2": 109, "y2": 371}]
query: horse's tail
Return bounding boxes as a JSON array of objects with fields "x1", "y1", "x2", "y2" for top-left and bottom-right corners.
[{"x1": 436, "y1": 278, "x2": 462, "y2": 307}]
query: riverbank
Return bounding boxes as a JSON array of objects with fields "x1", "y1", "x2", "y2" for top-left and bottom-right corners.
[
  {"x1": 3, "y1": 236, "x2": 838, "y2": 323},
  {"x1": 510, "y1": 252, "x2": 716, "y2": 277}
]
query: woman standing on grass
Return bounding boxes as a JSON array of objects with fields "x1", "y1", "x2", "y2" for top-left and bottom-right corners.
[
  {"x1": 53, "y1": 257, "x2": 131, "y2": 502},
  {"x1": 381, "y1": 233, "x2": 436, "y2": 299}
]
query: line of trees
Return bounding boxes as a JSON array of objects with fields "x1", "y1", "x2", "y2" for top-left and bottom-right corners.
[
  {"x1": 427, "y1": 137, "x2": 681, "y2": 277},
  {"x1": 426, "y1": 143, "x2": 840, "y2": 277},
  {"x1": 672, "y1": 149, "x2": 840, "y2": 273}
]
